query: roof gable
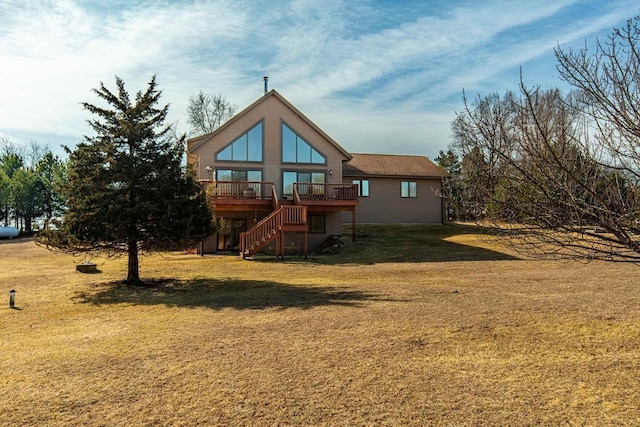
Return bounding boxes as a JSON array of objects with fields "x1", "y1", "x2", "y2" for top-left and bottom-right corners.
[
  {"x1": 187, "y1": 90, "x2": 351, "y2": 159},
  {"x1": 344, "y1": 153, "x2": 446, "y2": 179}
]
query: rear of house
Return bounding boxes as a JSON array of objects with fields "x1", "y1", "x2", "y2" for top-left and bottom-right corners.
[
  {"x1": 187, "y1": 88, "x2": 447, "y2": 256},
  {"x1": 187, "y1": 90, "x2": 358, "y2": 256}
]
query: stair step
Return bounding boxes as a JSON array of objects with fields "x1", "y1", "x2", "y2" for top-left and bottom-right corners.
[{"x1": 241, "y1": 206, "x2": 308, "y2": 260}]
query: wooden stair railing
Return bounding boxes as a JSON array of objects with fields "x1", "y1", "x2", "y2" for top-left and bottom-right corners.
[
  {"x1": 240, "y1": 208, "x2": 282, "y2": 258},
  {"x1": 271, "y1": 184, "x2": 279, "y2": 210},
  {"x1": 240, "y1": 206, "x2": 307, "y2": 258}
]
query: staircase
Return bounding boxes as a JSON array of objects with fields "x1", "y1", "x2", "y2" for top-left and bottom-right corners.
[{"x1": 240, "y1": 206, "x2": 307, "y2": 258}]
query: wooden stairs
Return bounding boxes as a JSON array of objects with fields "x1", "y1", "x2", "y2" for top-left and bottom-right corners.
[{"x1": 240, "y1": 205, "x2": 308, "y2": 258}]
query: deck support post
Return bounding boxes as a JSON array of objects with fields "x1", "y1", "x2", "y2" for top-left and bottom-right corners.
[{"x1": 352, "y1": 209, "x2": 357, "y2": 242}]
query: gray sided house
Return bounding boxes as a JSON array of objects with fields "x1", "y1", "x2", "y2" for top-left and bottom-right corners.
[
  {"x1": 343, "y1": 154, "x2": 446, "y2": 224},
  {"x1": 187, "y1": 89, "x2": 446, "y2": 257}
]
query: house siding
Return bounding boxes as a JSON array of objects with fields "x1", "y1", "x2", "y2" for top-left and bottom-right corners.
[
  {"x1": 343, "y1": 176, "x2": 443, "y2": 224},
  {"x1": 278, "y1": 211, "x2": 341, "y2": 252}
]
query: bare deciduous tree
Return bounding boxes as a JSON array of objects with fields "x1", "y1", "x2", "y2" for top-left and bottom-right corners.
[
  {"x1": 454, "y1": 17, "x2": 640, "y2": 261},
  {"x1": 186, "y1": 91, "x2": 238, "y2": 136}
]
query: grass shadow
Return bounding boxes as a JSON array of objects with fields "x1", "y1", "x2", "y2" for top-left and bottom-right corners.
[
  {"x1": 77, "y1": 268, "x2": 102, "y2": 274},
  {"x1": 273, "y1": 223, "x2": 522, "y2": 265},
  {"x1": 75, "y1": 278, "x2": 389, "y2": 310}
]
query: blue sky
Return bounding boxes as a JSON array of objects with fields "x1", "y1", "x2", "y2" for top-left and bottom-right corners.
[{"x1": 0, "y1": 0, "x2": 638, "y2": 160}]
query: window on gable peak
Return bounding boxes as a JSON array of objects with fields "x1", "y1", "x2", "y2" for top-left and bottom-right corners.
[
  {"x1": 216, "y1": 121, "x2": 263, "y2": 162},
  {"x1": 281, "y1": 122, "x2": 325, "y2": 164}
]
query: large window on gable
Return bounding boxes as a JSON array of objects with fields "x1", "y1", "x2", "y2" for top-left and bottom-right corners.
[
  {"x1": 282, "y1": 122, "x2": 326, "y2": 164},
  {"x1": 216, "y1": 121, "x2": 263, "y2": 162}
]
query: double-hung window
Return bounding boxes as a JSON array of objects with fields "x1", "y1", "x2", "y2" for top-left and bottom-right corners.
[
  {"x1": 401, "y1": 181, "x2": 417, "y2": 198},
  {"x1": 352, "y1": 179, "x2": 369, "y2": 197},
  {"x1": 308, "y1": 215, "x2": 326, "y2": 233}
]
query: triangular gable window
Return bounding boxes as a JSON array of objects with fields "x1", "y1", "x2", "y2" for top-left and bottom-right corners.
[
  {"x1": 282, "y1": 123, "x2": 326, "y2": 164},
  {"x1": 217, "y1": 121, "x2": 263, "y2": 162}
]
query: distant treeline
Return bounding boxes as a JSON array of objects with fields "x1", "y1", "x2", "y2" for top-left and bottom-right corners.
[{"x1": 0, "y1": 138, "x2": 66, "y2": 233}]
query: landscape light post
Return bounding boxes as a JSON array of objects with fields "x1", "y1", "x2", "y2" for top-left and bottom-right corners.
[{"x1": 9, "y1": 289, "x2": 15, "y2": 308}]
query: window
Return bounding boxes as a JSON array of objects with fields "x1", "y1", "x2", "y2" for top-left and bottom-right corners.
[
  {"x1": 216, "y1": 169, "x2": 262, "y2": 182},
  {"x1": 401, "y1": 181, "x2": 417, "y2": 198},
  {"x1": 308, "y1": 215, "x2": 326, "y2": 233},
  {"x1": 216, "y1": 122, "x2": 263, "y2": 162},
  {"x1": 282, "y1": 123, "x2": 326, "y2": 164},
  {"x1": 282, "y1": 171, "x2": 325, "y2": 195},
  {"x1": 352, "y1": 179, "x2": 369, "y2": 197}
]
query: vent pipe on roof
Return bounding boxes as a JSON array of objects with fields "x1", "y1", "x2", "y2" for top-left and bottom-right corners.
[{"x1": 263, "y1": 76, "x2": 269, "y2": 94}]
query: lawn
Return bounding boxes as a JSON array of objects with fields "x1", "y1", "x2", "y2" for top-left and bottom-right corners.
[{"x1": 1, "y1": 224, "x2": 639, "y2": 425}]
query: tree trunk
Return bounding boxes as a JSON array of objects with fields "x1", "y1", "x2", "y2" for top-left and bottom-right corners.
[{"x1": 127, "y1": 240, "x2": 140, "y2": 285}]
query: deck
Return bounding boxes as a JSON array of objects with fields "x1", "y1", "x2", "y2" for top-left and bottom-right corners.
[{"x1": 199, "y1": 181, "x2": 359, "y2": 212}]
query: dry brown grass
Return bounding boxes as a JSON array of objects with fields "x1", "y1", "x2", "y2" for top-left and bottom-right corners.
[{"x1": 1, "y1": 225, "x2": 640, "y2": 426}]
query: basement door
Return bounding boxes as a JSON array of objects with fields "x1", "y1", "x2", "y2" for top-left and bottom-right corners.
[{"x1": 218, "y1": 220, "x2": 247, "y2": 252}]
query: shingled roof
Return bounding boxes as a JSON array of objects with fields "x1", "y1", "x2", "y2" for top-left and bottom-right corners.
[{"x1": 343, "y1": 153, "x2": 446, "y2": 179}]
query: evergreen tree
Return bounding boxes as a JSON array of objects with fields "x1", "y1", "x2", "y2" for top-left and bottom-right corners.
[
  {"x1": 0, "y1": 169, "x2": 10, "y2": 226},
  {"x1": 36, "y1": 76, "x2": 214, "y2": 284},
  {"x1": 11, "y1": 167, "x2": 43, "y2": 232},
  {"x1": 35, "y1": 152, "x2": 66, "y2": 229},
  {"x1": 0, "y1": 150, "x2": 24, "y2": 227},
  {"x1": 435, "y1": 149, "x2": 461, "y2": 221}
]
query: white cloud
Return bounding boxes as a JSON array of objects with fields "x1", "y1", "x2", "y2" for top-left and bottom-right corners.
[
  {"x1": 268, "y1": 0, "x2": 579, "y2": 103},
  {"x1": 0, "y1": 0, "x2": 246, "y2": 142},
  {"x1": 0, "y1": 0, "x2": 638, "y2": 157}
]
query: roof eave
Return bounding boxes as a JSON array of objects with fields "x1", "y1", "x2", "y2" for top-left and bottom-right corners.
[
  {"x1": 342, "y1": 172, "x2": 446, "y2": 180},
  {"x1": 186, "y1": 90, "x2": 274, "y2": 154}
]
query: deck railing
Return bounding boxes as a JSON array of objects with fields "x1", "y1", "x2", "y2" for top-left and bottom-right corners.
[
  {"x1": 201, "y1": 181, "x2": 359, "y2": 203},
  {"x1": 294, "y1": 183, "x2": 359, "y2": 201},
  {"x1": 211, "y1": 181, "x2": 273, "y2": 199},
  {"x1": 282, "y1": 205, "x2": 307, "y2": 224}
]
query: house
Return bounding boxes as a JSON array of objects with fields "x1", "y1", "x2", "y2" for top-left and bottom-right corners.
[
  {"x1": 343, "y1": 153, "x2": 446, "y2": 224},
  {"x1": 187, "y1": 89, "x2": 358, "y2": 257},
  {"x1": 187, "y1": 89, "x2": 446, "y2": 257}
]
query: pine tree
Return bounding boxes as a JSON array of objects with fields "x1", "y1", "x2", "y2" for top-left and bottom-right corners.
[
  {"x1": 35, "y1": 151, "x2": 66, "y2": 230},
  {"x1": 10, "y1": 167, "x2": 43, "y2": 232},
  {"x1": 36, "y1": 76, "x2": 214, "y2": 284}
]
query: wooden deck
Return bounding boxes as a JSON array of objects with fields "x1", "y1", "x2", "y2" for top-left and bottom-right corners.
[
  {"x1": 197, "y1": 180, "x2": 359, "y2": 255},
  {"x1": 200, "y1": 181, "x2": 359, "y2": 212}
]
